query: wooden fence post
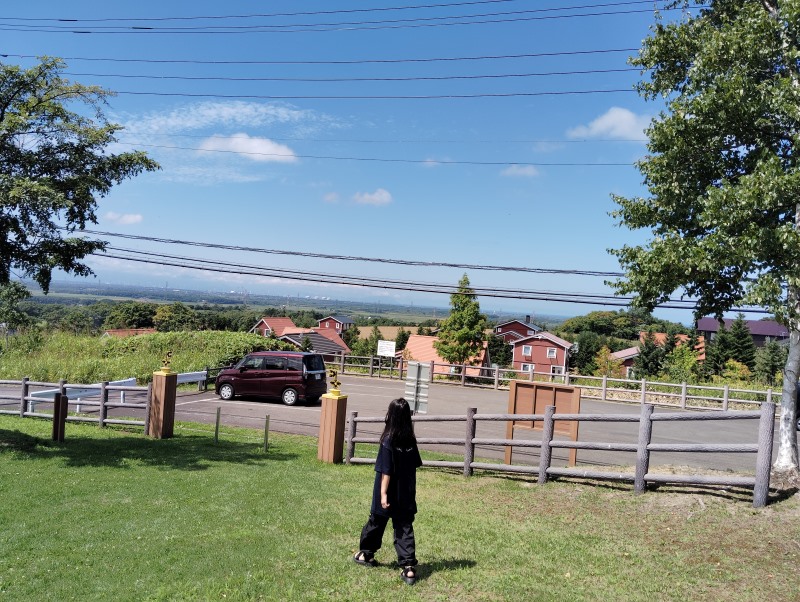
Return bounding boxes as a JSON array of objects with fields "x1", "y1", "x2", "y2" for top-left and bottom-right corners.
[
  {"x1": 429, "y1": 361, "x2": 435, "y2": 383},
  {"x1": 369, "y1": 356, "x2": 375, "y2": 377},
  {"x1": 463, "y1": 407, "x2": 477, "y2": 477},
  {"x1": 634, "y1": 404, "x2": 654, "y2": 494},
  {"x1": 640, "y1": 379, "x2": 647, "y2": 404},
  {"x1": 753, "y1": 402, "x2": 776, "y2": 508},
  {"x1": 601, "y1": 376, "x2": 608, "y2": 402},
  {"x1": 398, "y1": 357, "x2": 404, "y2": 381},
  {"x1": 99, "y1": 381, "x2": 108, "y2": 428},
  {"x1": 346, "y1": 411, "x2": 358, "y2": 464},
  {"x1": 214, "y1": 407, "x2": 221, "y2": 443},
  {"x1": 565, "y1": 372, "x2": 571, "y2": 386},
  {"x1": 144, "y1": 382, "x2": 152, "y2": 437},
  {"x1": 263, "y1": 415, "x2": 270, "y2": 452},
  {"x1": 538, "y1": 405, "x2": 556, "y2": 485},
  {"x1": 461, "y1": 365, "x2": 466, "y2": 386},
  {"x1": 52, "y1": 393, "x2": 67, "y2": 442},
  {"x1": 494, "y1": 367, "x2": 500, "y2": 389},
  {"x1": 340, "y1": 354, "x2": 345, "y2": 375},
  {"x1": 19, "y1": 377, "x2": 29, "y2": 418},
  {"x1": 680, "y1": 382, "x2": 687, "y2": 409},
  {"x1": 722, "y1": 385, "x2": 730, "y2": 411}
]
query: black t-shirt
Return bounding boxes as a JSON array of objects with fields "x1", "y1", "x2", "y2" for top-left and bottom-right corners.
[{"x1": 370, "y1": 438, "x2": 423, "y2": 518}]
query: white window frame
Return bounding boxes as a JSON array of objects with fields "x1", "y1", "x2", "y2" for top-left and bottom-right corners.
[
  {"x1": 550, "y1": 366, "x2": 563, "y2": 375},
  {"x1": 547, "y1": 347, "x2": 557, "y2": 359},
  {"x1": 522, "y1": 344, "x2": 532, "y2": 356},
  {"x1": 521, "y1": 363, "x2": 533, "y2": 372},
  {"x1": 527, "y1": 330, "x2": 536, "y2": 335}
]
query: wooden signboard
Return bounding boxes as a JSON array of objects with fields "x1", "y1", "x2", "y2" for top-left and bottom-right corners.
[{"x1": 504, "y1": 381, "x2": 580, "y2": 467}]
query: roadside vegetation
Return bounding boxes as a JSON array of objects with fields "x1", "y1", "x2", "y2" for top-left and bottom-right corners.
[{"x1": 1, "y1": 415, "x2": 797, "y2": 602}]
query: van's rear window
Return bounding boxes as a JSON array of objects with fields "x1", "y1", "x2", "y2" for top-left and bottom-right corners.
[
  {"x1": 303, "y1": 354, "x2": 325, "y2": 371},
  {"x1": 287, "y1": 357, "x2": 302, "y2": 371}
]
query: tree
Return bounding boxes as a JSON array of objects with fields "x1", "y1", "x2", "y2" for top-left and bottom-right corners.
[
  {"x1": 341, "y1": 324, "x2": 361, "y2": 349},
  {"x1": 434, "y1": 274, "x2": 487, "y2": 370},
  {"x1": 102, "y1": 301, "x2": 157, "y2": 330},
  {"x1": 592, "y1": 346, "x2": 624, "y2": 378},
  {"x1": 662, "y1": 344, "x2": 699, "y2": 384},
  {"x1": 486, "y1": 333, "x2": 513, "y2": 368},
  {"x1": 572, "y1": 331, "x2": 602, "y2": 374},
  {"x1": 300, "y1": 336, "x2": 313, "y2": 352},
  {"x1": 395, "y1": 327, "x2": 411, "y2": 352},
  {"x1": 728, "y1": 314, "x2": 757, "y2": 370},
  {"x1": 633, "y1": 331, "x2": 664, "y2": 379},
  {"x1": 1, "y1": 58, "x2": 159, "y2": 292},
  {"x1": 754, "y1": 341, "x2": 787, "y2": 386},
  {"x1": 153, "y1": 303, "x2": 197, "y2": 332},
  {"x1": 610, "y1": 2, "x2": 799, "y2": 478},
  {"x1": 704, "y1": 324, "x2": 735, "y2": 377},
  {"x1": 0, "y1": 281, "x2": 31, "y2": 346}
]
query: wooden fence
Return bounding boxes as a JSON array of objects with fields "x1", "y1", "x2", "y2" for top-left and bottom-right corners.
[
  {"x1": 330, "y1": 355, "x2": 774, "y2": 409},
  {"x1": 0, "y1": 378, "x2": 151, "y2": 430},
  {"x1": 345, "y1": 402, "x2": 776, "y2": 508}
]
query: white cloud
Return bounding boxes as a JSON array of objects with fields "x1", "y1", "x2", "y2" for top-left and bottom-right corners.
[
  {"x1": 501, "y1": 164, "x2": 539, "y2": 177},
  {"x1": 104, "y1": 212, "x2": 143, "y2": 225},
  {"x1": 120, "y1": 101, "x2": 317, "y2": 136},
  {"x1": 323, "y1": 192, "x2": 340, "y2": 203},
  {"x1": 353, "y1": 188, "x2": 392, "y2": 206},
  {"x1": 198, "y1": 133, "x2": 297, "y2": 163},
  {"x1": 567, "y1": 107, "x2": 650, "y2": 141}
]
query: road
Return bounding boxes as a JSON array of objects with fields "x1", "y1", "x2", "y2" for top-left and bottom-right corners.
[{"x1": 1, "y1": 375, "x2": 774, "y2": 474}]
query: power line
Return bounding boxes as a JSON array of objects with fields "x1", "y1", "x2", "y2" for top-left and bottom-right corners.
[
  {"x1": 0, "y1": 47, "x2": 640, "y2": 65},
  {"x1": 120, "y1": 133, "x2": 647, "y2": 144},
  {"x1": 112, "y1": 141, "x2": 635, "y2": 166},
  {"x1": 0, "y1": 6, "x2": 685, "y2": 35},
  {"x1": 64, "y1": 67, "x2": 639, "y2": 83},
  {"x1": 75, "y1": 228, "x2": 625, "y2": 276},
  {"x1": 94, "y1": 247, "x2": 768, "y2": 314},
  {"x1": 0, "y1": 1, "x2": 649, "y2": 23},
  {"x1": 111, "y1": 88, "x2": 635, "y2": 100}
]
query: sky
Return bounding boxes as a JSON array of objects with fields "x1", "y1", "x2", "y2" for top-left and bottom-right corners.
[{"x1": 1, "y1": 1, "x2": 715, "y2": 325}]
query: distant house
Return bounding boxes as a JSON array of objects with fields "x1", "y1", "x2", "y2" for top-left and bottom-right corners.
[
  {"x1": 510, "y1": 332, "x2": 573, "y2": 377},
  {"x1": 317, "y1": 315, "x2": 355, "y2": 334},
  {"x1": 493, "y1": 316, "x2": 543, "y2": 344},
  {"x1": 695, "y1": 317, "x2": 789, "y2": 347},
  {"x1": 279, "y1": 330, "x2": 349, "y2": 361},
  {"x1": 609, "y1": 346, "x2": 641, "y2": 378},
  {"x1": 249, "y1": 317, "x2": 297, "y2": 338},
  {"x1": 400, "y1": 334, "x2": 490, "y2": 377},
  {"x1": 102, "y1": 328, "x2": 156, "y2": 338}
]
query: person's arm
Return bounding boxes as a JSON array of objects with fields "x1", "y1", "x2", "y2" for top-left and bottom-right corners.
[{"x1": 380, "y1": 473, "x2": 391, "y2": 509}]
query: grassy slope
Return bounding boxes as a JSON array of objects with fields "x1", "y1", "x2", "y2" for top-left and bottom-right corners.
[{"x1": 1, "y1": 415, "x2": 798, "y2": 602}]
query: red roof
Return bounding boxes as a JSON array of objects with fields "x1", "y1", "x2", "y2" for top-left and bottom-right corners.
[
  {"x1": 511, "y1": 332, "x2": 573, "y2": 349},
  {"x1": 402, "y1": 335, "x2": 487, "y2": 376},
  {"x1": 250, "y1": 317, "x2": 296, "y2": 337}
]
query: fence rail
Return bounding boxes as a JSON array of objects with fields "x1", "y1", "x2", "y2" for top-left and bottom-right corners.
[
  {"x1": 345, "y1": 402, "x2": 776, "y2": 507},
  {"x1": 0, "y1": 377, "x2": 151, "y2": 429},
  {"x1": 328, "y1": 355, "x2": 774, "y2": 410}
]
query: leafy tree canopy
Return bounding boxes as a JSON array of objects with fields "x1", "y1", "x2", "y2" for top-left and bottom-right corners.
[
  {"x1": 1, "y1": 57, "x2": 159, "y2": 292},
  {"x1": 434, "y1": 274, "x2": 487, "y2": 366}
]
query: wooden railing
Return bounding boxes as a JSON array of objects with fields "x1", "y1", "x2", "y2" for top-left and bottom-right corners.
[{"x1": 345, "y1": 402, "x2": 776, "y2": 507}]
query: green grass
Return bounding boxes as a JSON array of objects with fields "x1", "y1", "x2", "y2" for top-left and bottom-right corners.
[{"x1": 1, "y1": 415, "x2": 798, "y2": 602}]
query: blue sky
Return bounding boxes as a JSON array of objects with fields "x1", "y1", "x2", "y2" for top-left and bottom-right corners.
[{"x1": 2, "y1": 1, "x2": 703, "y2": 323}]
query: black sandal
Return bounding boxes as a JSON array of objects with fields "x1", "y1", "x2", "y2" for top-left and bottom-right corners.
[
  {"x1": 401, "y1": 566, "x2": 417, "y2": 585},
  {"x1": 353, "y1": 551, "x2": 377, "y2": 567}
]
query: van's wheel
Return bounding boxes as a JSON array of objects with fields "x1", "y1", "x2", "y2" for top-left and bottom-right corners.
[
  {"x1": 218, "y1": 384, "x2": 235, "y2": 400},
  {"x1": 282, "y1": 388, "x2": 298, "y2": 406}
]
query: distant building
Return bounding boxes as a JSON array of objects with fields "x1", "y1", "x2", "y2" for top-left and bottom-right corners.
[
  {"x1": 400, "y1": 334, "x2": 490, "y2": 377},
  {"x1": 317, "y1": 315, "x2": 355, "y2": 334},
  {"x1": 695, "y1": 317, "x2": 788, "y2": 347},
  {"x1": 510, "y1": 332, "x2": 574, "y2": 377},
  {"x1": 248, "y1": 317, "x2": 297, "y2": 337},
  {"x1": 493, "y1": 315, "x2": 543, "y2": 344}
]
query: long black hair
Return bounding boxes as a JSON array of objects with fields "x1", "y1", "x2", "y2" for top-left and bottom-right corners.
[{"x1": 380, "y1": 397, "x2": 416, "y2": 447}]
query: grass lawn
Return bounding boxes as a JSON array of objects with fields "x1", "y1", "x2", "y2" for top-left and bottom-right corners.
[{"x1": 1, "y1": 415, "x2": 798, "y2": 602}]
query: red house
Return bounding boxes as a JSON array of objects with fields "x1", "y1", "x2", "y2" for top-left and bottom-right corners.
[
  {"x1": 317, "y1": 315, "x2": 354, "y2": 334},
  {"x1": 248, "y1": 317, "x2": 296, "y2": 337},
  {"x1": 510, "y1": 332, "x2": 574, "y2": 377},
  {"x1": 493, "y1": 315, "x2": 542, "y2": 344}
]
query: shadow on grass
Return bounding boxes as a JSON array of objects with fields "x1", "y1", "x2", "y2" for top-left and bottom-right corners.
[
  {"x1": 0, "y1": 427, "x2": 297, "y2": 470},
  {"x1": 414, "y1": 558, "x2": 477, "y2": 582}
]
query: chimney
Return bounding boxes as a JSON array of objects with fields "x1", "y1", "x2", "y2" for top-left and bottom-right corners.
[{"x1": 525, "y1": 315, "x2": 530, "y2": 323}]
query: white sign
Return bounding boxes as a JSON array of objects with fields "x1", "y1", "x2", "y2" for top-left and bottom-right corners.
[
  {"x1": 377, "y1": 340, "x2": 396, "y2": 358},
  {"x1": 404, "y1": 361, "x2": 431, "y2": 414}
]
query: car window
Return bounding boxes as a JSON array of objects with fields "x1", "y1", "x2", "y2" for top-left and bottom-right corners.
[
  {"x1": 286, "y1": 356, "x2": 302, "y2": 371},
  {"x1": 303, "y1": 354, "x2": 325, "y2": 371},
  {"x1": 264, "y1": 356, "x2": 286, "y2": 370},
  {"x1": 241, "y1": 356, "x2": 265, "y2": 369}
]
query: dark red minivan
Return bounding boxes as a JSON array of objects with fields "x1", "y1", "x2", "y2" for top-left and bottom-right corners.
[{"x1": 215, "y1": 351, "x2": 327, "y2": 405}]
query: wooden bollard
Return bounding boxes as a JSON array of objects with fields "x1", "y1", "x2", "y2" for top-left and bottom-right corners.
[{"x1": 52, "y1": 393, "x2": 67, "y2": 442}]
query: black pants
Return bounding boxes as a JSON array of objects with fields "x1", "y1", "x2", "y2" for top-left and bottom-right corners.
[{"x1": 359, "y1": 513, "x2": 417, "y2": 566}]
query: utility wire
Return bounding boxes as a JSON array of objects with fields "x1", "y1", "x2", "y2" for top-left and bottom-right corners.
[
  {"x1": 0, "y1": 47, "x2": 640, "y2": 65},
  {"x1": 0, "y1": 1, "x2": 650, "y2": 23},
  {"x1": 0, "y1": 6, "x2": 688, "y2": 35},
  {"x1": 111, "y1": 88, "x2": 635, "y2": 100},
  {"x1": 120, "y1": 133, "x2": 646, "y2": 144},
  {"x1": 111, "y1": 141, "x2": 634, "y2": 165},
  {"x1": 64, "y1": 67, "x2": 639, "y2": 83},
  {"x1": 74, "y1": 228, "x2": 626, "y2": 276}
]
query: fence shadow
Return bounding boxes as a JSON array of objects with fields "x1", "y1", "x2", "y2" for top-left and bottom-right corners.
[{"x1": 0, "y1": 427, "x2": 297, "y2": 470}]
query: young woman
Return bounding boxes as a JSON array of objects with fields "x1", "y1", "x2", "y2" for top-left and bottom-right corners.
[{"x1": 353, "y1": 397, "x2": 423, "y2": 585}]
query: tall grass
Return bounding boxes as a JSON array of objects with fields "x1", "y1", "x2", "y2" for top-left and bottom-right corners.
[{"x1": 0, "y1": 331, "x2": 293, "y2": 384}]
